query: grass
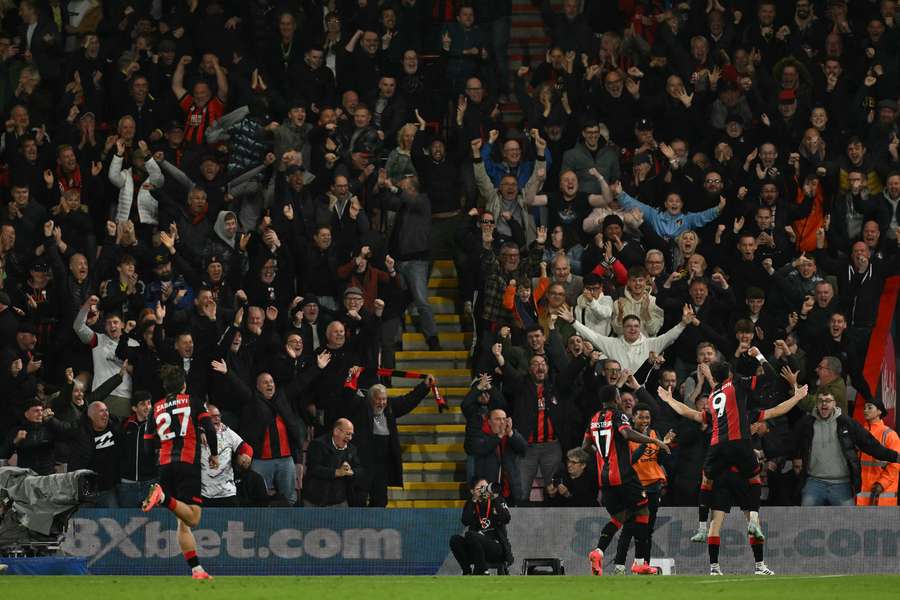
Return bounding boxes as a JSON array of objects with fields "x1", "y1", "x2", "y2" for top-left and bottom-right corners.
[{"x1": 1, "y1": 575, "x2": 898, "y2": 599}]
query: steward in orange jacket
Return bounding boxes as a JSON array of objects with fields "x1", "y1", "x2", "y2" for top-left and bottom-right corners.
[{"x1": 857, "y1": 399, "x2": 900, "y2": 506}]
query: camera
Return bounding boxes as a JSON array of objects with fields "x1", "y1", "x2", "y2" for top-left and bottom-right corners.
[{"x1": 476, "y1": 482, "x2": 501, "y2": 499}]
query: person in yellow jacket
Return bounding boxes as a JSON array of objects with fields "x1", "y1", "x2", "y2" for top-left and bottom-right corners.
[
  {"x1": 857, "y1": 399, "x2": 900, "y2": 506},
  {"x1": 611, "y1": 401, "x2": 675, "y2": 575}
]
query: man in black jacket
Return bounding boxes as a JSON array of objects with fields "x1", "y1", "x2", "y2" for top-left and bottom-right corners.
[
  {"x1": 117, "y1": 391, "x2": 158, "y2": 508},
  {"x1": 340, "y1": 371, "x2": 434, "y2": 506},
  {"x1": 69, "y1": 400, "x2": 123, "y2": 507},
  {"x1": 492, "y1": 342, "x2": 575, "y2": 504},
  {"x1": 449, "y1": 479, "x2": 514, "y2": 575},
  {"x1": 221, "y1": 352, "x2": 331, "y2": 506},
  {"x1": 1, "y1": 398, "x2": 77, "y2": 475},
  {"x1": 793, "y1": 392, "x2": 900, "y2": 506},
  {"x1": 469, "y1": 408, "x2": 527, "y2": 506},
  {"x1": 302, "y1": 418, "x2": 362, "y2": 507}
]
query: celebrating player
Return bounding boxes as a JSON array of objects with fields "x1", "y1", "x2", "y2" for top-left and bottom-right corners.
[
  {"x1": 658, "y1": 370, "x2": 808, "y2": 575},
  {"x1": 585, "y1": 385, "x2": 671, "y2": 576},
  {"x1": 612, "y1": 402, "x2": 675, "y2": 575},
  {"x1": 142, "y1": 365, "x2": 219, "y2": 580}
]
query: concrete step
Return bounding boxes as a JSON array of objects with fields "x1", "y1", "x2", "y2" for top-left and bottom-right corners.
[
  {"x1": 387, "y1": 499, "x2": 466, "y2": 508},
  {"x1": 397, "y1": 411, "x2": 465, "y2": 426},
  {"x1": 427, "y1": 286, "x2": 459, "y2": 300},
  {"x1": 387, "y1": 481, "x2": 467, "y2": 500},
  {"x1": 402, "y1": 332, "x2": 472, "y2": 351},
  {"x1": 405, "y1": 314, "x2": 464, "y2": 332},
  {"x1": 427, "y1": 277, "x2": 459, "y2": 289},
  {"x1": 399, "y1": 432, "x2": 466, "y2": 445},
  {"x1": 402, "y1": 443, "x2": 466, "y2": 461},
  {"x1": 392, "y1": 368, "x2": 471, "y2": 388},
  {"x1": 430, "y1": 260, "x2": 457, "y2": 278},
  {"x1": 398, "y1": 424, "x2": 466, "y2": 445},
  {"x1": 395, "y1": 350, "x2": 469, "y2": 371},
  {"x1": 388, "y1": 387, "x2": 470, "y2": 401},
  {"x1": 402, "y1": 461, "x2": 467, "y2": 482},
  {"x1": 426, "y1": 296, "x2": 457, "y2": 314}
]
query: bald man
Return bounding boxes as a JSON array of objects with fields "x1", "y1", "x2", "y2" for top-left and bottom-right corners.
[
  {"x1": 69, "y1": 401, "x2": 122, "y2": 507},
  {"x1": 302, "y1": 418, "x2": 363, "y2": 506}
]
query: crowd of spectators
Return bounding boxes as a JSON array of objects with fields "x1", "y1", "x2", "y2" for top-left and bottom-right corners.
[{"x1": 0, "y1": 0, "x2": 899, "y2": 509}]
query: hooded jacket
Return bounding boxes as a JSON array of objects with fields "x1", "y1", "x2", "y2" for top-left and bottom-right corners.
[{"x1": 793, "y1": 407, "x2": 900, "y2": 494}]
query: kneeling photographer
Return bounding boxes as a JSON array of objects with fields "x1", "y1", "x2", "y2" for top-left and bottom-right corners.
[{"x1": 449, "y1": 479, "x2": 513, "y2": 575}]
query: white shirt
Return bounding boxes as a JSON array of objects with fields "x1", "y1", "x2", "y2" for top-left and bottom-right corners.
[{"x1": 201, "y1": 425, "x2": 246, "y2": 499}]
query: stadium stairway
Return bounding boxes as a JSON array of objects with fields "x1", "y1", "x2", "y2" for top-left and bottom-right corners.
[
  {"x1": 388, "y1": 260, "x2": 472, "y2": 508},
  {"x1": 386, "y1": 2, "x2": 554, "y2": 507},
  {"x1": 496, "y1": 1, "x2": 552, "y2": 126}
]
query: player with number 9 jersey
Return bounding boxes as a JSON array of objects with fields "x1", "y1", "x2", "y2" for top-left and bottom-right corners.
[{"x1": 703, "y1": 377, "x2": 765, "y2": 447}]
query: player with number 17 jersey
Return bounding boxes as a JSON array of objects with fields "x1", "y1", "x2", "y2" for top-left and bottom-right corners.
[{"x1": 586, "y1": 408, "x2": 639, "y2": 488}]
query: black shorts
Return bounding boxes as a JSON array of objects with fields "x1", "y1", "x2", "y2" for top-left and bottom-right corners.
[
  {"x1": 601, "y1": 479, "x2": 648, "y2": 517},
  {"x1": 159, "y1": 462, "x2": 203, "y2": 506},
  {"x1": 703, "y1": 441, "x2": 760, "y2": 482},
  {"x1": 710, "y1": 471, "x2": 753, "y2": 513}
]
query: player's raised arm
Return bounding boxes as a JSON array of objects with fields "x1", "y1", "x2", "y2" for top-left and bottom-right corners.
[
  {"x1": 197, "y1": 408, "x2": 219, "y2": 458},
  {"x1": 761, "y1": 384, "x2": 809, "y2": 420},
  {"x1": 657, "y1": 386, "x2": 705, "y2": 424},
  {"x1": 621, "y1": 425, "x2": 671, "y2": 455}
]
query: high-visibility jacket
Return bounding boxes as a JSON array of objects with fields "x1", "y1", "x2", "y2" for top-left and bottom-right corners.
[
  {"x1": 856, "y1": 419, "x2": 900, "y2": 506},
  {"x1": 631, "y1": 429, "x2": 667, "y2": 488}
]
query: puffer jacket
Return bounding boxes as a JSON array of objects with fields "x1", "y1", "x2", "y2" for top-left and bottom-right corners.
[
  {"x1": 227, "y1": 116, "x2": 271, "y2": 175},
  {"x1": 109, "y1": 155, "x2": 163, "y2": 224}
]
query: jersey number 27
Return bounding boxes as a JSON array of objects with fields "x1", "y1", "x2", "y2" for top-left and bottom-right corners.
[{"x1": 156, "y1": 406, "x2": 191, "y2": 441}]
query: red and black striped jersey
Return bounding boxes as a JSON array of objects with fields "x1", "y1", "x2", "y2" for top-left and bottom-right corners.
[
  {"x1": 145, "y1": 393, "x2": 216, "y2": 466},
  {"x1": 585, "y1": 408, "x2": 636, "y2": 488},
  {"x1": 702, "y1": 377, "x2": 765, "y2": 446}
]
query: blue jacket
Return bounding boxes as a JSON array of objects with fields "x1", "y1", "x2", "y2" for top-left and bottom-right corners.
[
  {"x1": 481, "y1": 142, "x2": 552, "y2": 190},
  {"x1": 617, "y1": 191, "x2": 720, "y2": 239}
]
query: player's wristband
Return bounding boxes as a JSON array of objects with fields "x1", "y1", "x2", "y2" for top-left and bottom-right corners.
[{"x1": 755, "y1": 353, "x2": 766, "y2": 363}]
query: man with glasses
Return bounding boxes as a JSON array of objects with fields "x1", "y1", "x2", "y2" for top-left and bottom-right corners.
[
  {"x1": 801, "y1": 355, "x2": 848, "y2": 413},
  {"x1": 561, "y1": 120, "x2": 620, "y2": 195},
  {"x1": 793, "y1": 392, "x2": 900, "y2": 506}
]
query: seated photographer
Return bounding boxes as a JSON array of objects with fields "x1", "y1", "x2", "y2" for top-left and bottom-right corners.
[
  {"x1": 201, "y1": 403, "x2": 254, "y2": 507},
  {"x1": 469, "y1": 409, "x2": 527, "y2": 505},
  {"x1": 546, "y1": 447, "x2": 600, "y2": 507},
  {"x1": 449, "y1": 479, "x2": 514, "y2": 575}
]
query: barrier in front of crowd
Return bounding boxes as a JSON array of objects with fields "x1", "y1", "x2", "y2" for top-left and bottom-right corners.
[{"x1": 63, "y1": 507, "x2": 900, "y2": 575}]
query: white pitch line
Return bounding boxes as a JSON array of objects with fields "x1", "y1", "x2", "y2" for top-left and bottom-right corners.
[{"x1": 696, "y1": 575, "x2": 851, "y2": 583}]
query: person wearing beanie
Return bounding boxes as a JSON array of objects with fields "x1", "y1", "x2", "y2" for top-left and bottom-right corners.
[{"x1": 856, "y1": 398, "x2": 900, "y2": 506}]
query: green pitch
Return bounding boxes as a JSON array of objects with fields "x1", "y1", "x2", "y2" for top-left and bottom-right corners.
[{"x1": 2, "y1": 575, "x2": 897, "y2": 599}]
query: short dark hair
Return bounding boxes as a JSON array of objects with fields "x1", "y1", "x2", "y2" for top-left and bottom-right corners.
[
  {"x1": 633, "y1": 402, "x2": 652, "y2": 414},
  {"x1": 709, "y1": 361, "x2": 731, "y2": 384},
  {"x1": 622, "y1": 314, "x2": 641, "y2": 325},
  {"x1": 160, "y1": 364, "x2": 186, "y2": 394},
  {"x1": 598, "y1": 384, "x2": 620, "y2": 407},
  {"x1": 627, "y1": 265, "x2": 648, "y2": 280},
  {"x1": 524, "y1": 323, "x2": 543, "y2": 336}
]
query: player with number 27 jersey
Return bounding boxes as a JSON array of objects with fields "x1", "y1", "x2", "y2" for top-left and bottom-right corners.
[
  {"x1": 586, "y1": 408, "x2": 638, "y2": 488},
  {"x1": 145, "y1": 393, "x2": 217, "y2": 466}
]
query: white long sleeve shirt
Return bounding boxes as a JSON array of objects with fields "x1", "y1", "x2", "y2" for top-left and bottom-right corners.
[
  {"x1": 572, "y1": 320, "x2": 686, "y2": 373},
  {"x1": 73, "y1": 307, "x2": 138, "y2": 397}
]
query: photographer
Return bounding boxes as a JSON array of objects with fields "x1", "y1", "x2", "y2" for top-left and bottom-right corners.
[{"x1": 449, "y1": 479, "x2": 514, "y2": 575}]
